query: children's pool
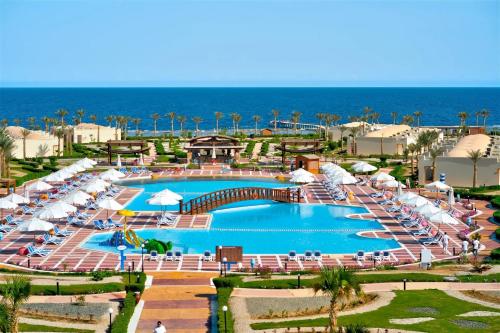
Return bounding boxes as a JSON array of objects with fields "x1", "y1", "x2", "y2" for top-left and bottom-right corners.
[{"x1": 83, "y1": 176, "x2": 401, "y2": 254}]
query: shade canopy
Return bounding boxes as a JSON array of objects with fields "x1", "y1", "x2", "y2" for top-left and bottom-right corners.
[
  {"x1": 82, "y1": 179, "x2": 109, "y2": 193},
  {"x1": 396, "y1": 192, "x2": 418, "y2": 202},
  {"x1": 0, "y1": 199, "x2": 18, "y2": 210},
  {"x1": 153, "y1": 189, "x2": 183, "y2": 201},
  {"x1": 331, "y1": 173, "x2": 357, "y2": 185},
  {"x1": 98, "y1": 198, "x2": 124, "y2": 211},
  {"x1": 66, "y1": 164, "x2": 85, "y2": 173},
  {"x1": 17, "y1": 218, "x2": 54, "y2": 232},
  {"x1": 147, "y1": 195, "x2": 180, "y2": 206},
  {"x1": 320, "y1": 162, "x2": 340, "y2": 171},
  {"x1": 63, "y1": 191, "x2": 92, "y2": 206},
  {"x1": 429, "y1": 211, "x2": 459, "y2": 225},
  {"x1": 28, "y1": 181, "x2": 53, "y2": 191},
  {"x1": 4, "y1": 193, "x2": 29, "y2": 204},
  {"x1": 76, "y1": 159, "x2": 94, "y2": 169},
  {"x1": 382, "y1": 180, "x2": 406, "y2": 189},
  {"x1": 425, "y1": 181, "x2": 451, "y2": 191},
  {"x1": 404, "y1": 195, "x2": 429, "y2": 207},
  {"x1": 370, "y1": 172, "x2": 395, "y2": 182},
  {"x1": 100, "y1": 169, "x2": 125, "y2": 180},
  {"x1": 352, "y1": 163, "x2": 377, "y2": 173},
  {"x1": 44, "y1": 172, "x2": 66, "y2": 182},
  {"x1": 290, "y1": 174, "x2": 315, "y2": 184},
  {"x1": 325, "y1": 168, "x2": 349, "y2": 178},
  {"x1": 36, "y1": 205, "x2": 70, "y2": 219},
  {"x1": 448, "y1": 188, "x2": 456, "y2": 206},
  {"x1": 414, "y1": 203, "x2": 441, "y2": 217},
  {"x1": 289, "y1": 168, "x2": 313, "y2": 177},
  {"x1": 80, "y1": 157, "x2": 97, "y2": 166}
]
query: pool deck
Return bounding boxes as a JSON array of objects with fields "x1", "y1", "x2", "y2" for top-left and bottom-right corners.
[{"x1": 0, "y1": 168, "x2": 495, "y2": 273}]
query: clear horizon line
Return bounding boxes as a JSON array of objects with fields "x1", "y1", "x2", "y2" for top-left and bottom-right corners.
[{"x1": 1, "y1": 85, "x2": 500, "y2": 89}]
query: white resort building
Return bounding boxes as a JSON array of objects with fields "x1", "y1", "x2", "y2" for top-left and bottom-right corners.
[
  {"x1": 418, "y1": 134, "x2": 500, "y2": 187},
  {"x1": 5, "y1": 126, "x2": 59, "y2": 158},
  {"x1": 72, "y1": 123, "x2": 121, "y2": 143}
]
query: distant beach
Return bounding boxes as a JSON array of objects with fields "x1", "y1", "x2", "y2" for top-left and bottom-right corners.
[{"x1": 0, "y1": 87, "x2": 498, "y2": 130}]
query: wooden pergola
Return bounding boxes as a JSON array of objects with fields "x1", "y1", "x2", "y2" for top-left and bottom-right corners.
[
  {"x1": 0, "y1": 179, "x2": 16, "y2": 197},
  {"x1": 103, "y1": 140, "x2": 149, "y2": 165},
  {"x1": 185, "y1": 135, "x2": 244, "y2": 164},
  {"x1": 277, "y1": 139, "x2": 323, "y2": 165}
]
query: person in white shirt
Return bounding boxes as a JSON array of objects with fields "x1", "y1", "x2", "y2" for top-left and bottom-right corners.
[
  {"x1": 154, "y1": 321, "x2": 166, "y2": 333},
  {"x1": 442, "y1": 232, "x2": 449, "y2": 254},
  {"x1": 473, "y1": 239, "x2": 480, "y2": 257},
  {"x1": 462, "y1": 240, "x2": 468, "y2": 255}
]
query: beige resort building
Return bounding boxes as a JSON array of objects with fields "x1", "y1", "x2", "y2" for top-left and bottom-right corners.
[
  {"x1": 418, "y1": 134, "x2": 500, "y2": 187},
  {"x1": 72, "y1": 123, "x2": 121, "y2": 143},
  {"x1": 5, "y1": 126, "x2": 59, "y2": 158}
]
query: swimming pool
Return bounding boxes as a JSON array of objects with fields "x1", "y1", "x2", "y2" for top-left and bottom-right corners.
[
  {"x1": 83, "y1": 203, "x2": 401, "y2": 254},
  {"x1": 120, "y1": 177, "x2": 293, "y2": 211}
]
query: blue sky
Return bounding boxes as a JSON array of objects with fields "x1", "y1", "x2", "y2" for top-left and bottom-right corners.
[{"x1": 0, "y1": 0, "x2": 499, "y2": 87}]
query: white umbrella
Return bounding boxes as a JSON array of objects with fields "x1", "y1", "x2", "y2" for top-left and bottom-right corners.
[
  {"x1": 64, "y1": 191, "x2": 92, "y2": 206},
  {"x1": 425, "y1": 181, "x2": 451, "y2": 192},
  {"x1": 290, "y1": 168, "x2": 313, "y2": 177},
  {"x1": 51, "y1": 201, "x2": 77, "y2": 213},
  {"x1": 81, "y1": 157, "x2": 97, "y2": 166},
  {"x1": 331, "y1": 174, "x2": 357, "y2": 185},
  {"x1": 448, "y1": 188, "x2": 455, "y2": 206},
  {"x1": 58, "y1": 168, "x2": 76, "y2": 178},
  {"x1": 0, "y1": 199, "x2": 17, "y2": 219},
  {"x1": 211, "y1": 148, "x2": 216, "y2": 159},
  {"x1": 117, "y1": 154, "x2": 122, "y2": 168},
  {"x1": 320, "y1": 162, "x2": 338, "y2": 171},
  {"x1": 44, "y1": 172, "x2": 66, "y2": 182},
  {"x1": 382, "y1": 180, "x2": 406, "y2": 189},
  {"x1": 429, "y1": 211, "x2": 459, "y2": 225},
  {"x1": 414, "y1": 203, "x2": 441, "y2": 218},
  {"x1": 139, "y1": 154, "x2": 145, "y2": 166},
  {"x1": 4, "y1": 193, "x2": 29, "y2": 204},
  {"x1": 99, "y1": 173, "x2": 120, "y2": 182},
  {"x1": 67, "y1": 164, "x2": 85, "y2": 173},
  {"x1": 397, "y1": 182, "x2": 404, "y2": 197},
  {"x1": 153, "y1": 189, "x2": 183, "y2": 201},
  {"x1": 147, "y1": 195, "x2": 180, "y2": 206},
  {"x1": 404, "y1": 195, "x2": 429, "y2": 207},
  {"x1": 98, "y1": 198, "x2": 124, "y2": 218},
  {"x1": 352, "y1": 163, "x2": 377, "y2": 173},
  {"x1": 17, "y1": 218, "x2": 54, "y2": 232},
  {"x1": 36, "y1": 205, "x2": 69, "y2": 220},
  {"x1": 28, "y1": 181, "x2": 53, "y2": 192},
  {"x1": 81, "y1": 181, "x2": 107, "y2": 193},
  {"x1": 290, "y1": 174, "x2": 315, "y2": 184},
  {"x1": 396, "y1": 192, "x2": 418, "y2": 202},
  {"x1": 325, "y1": 169, "x2": 349, "y2": 178},
  {"x1": 100, "y1": 169, "x2": 125, "y2": 179},
  {"x1": 370, "y1": 172, "x2": 395, "y2": 182},
  {"x1": 76, "y1": 159, "x2": 94, "y2": 169}
]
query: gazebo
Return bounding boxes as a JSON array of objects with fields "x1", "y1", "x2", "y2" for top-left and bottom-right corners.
[
  {"x1": 185, "y1": 135, "x2": 244, "y2": 164},
  {"x1": 103, "y1": 140, "x2": 150, "y2": 165}
]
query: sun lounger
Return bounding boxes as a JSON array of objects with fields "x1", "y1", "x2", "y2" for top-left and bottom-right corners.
[
  {"x1": 288, "y1": 250, "x2": 297, "y2": 261},
  {"x1": 372, "y1": 251, "x2": 382, "y2": 261},
  {"x1": 174, "y1": 251, "x2": 182, "y2": 261},
  {"x1": 354, "y1": 250, "x2": 365, "y2": 261},
  {"x1": 85, "y1": 201, "x2": 98, "y2": 210},
  {"x1": 149, "y1": 250, "x2": 158, "y2": 261},
  {"x1": 412, "y1": 226, "x2": 432, "y2": 236},
  {"x1": 26, "y1": 245, "x2": 51, "y2": 257},
  {"x1": 106, "y1": 218, "x2": 122, "y2": 228},
  {"x1": 165, "y1": 251, "x2": 174, "y2": 261},
  {"x1": 5, "y1": 215, "x2": 22, "y2": 225},
  {"x1": 76, "y1": 210, "x2": 91, "y2": 219},
  {"x1": 53, "y1": 226, "x2": 73, "y2": 237},
  {"x1": 93, "y1": 220, "x2": 110, "y2": 230},
  {"x1": 22, "y1": 206, "x2": 35, "y2": 215},
  {"x1": 313, "y1": 250, "x2": 322, "y2": 261},
  {"x1": 303, "y1": 250, "x2": 313, "y2": 261},
  {"x1": 420, "y1": 233, "x2": 443, "y2": 246},
  {"x1": 33, "y1": 199, "x2": 47, "y2": 207},
  {"x1": 67, "y1": 216, "x2": 84, "y2": 226},
  {"x1": 382, "y1": 251, "x2": 391, "y2": 261},
  {"x1": 203, "y1": 250, "x2": 213, "y2": 261},
  {"x1": 370, "y1": 191, "x2": 385, "y2": 198},
  {"x1": 42, "y1": 233, "x2": 64, "y2": 245},
  {"x1": 0, "y1": 224, "x2": 14, "y2": 233}
]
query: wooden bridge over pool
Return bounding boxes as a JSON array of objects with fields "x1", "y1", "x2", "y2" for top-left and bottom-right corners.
[{"x1": 178, "y1": 187, "x2": 301, "y2": 214}]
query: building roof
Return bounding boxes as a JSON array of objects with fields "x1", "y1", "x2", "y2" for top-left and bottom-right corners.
[
  {"x1": 339, "y1": 121, "x2": 368, "y2": 128},
  {"x1": 5, "y1": 126, "x2": 54, "y2": 140},
  {"x1": 364, "y1": 125, "x2": 411, "y2": 138},
  {"x1": 447, "y1": 134, "x2": 491, "y2": 158},
  {"x1": 75, "y1": 122, "x2": 110, "y2": 130}
]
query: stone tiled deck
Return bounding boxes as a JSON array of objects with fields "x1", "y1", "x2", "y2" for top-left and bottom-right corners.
[{"x1": 0, "y1": 169, "x2": 495, "y2": 272}]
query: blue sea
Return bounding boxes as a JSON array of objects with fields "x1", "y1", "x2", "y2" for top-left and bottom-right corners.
[{"x1": 0, "y1": 88, "x2": 498, "y2": 131}]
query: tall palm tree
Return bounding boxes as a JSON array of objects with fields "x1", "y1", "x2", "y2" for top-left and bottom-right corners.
[
  {"x1": 132, "y1": 118, "x2": 141, "y2": 135},
  {"x1": 76, "y1": 108, "x2": 85, "y2": 123},
  {"x1": 391, "y1": 112, "x2": 398, "y2": 125},
  {"x1": 252, "y1": 115, "x2": 261, "y2": 134},
  {"x1": 230, "y1": 113, "x2": 239, "y2": 134},
  {"x1": 214, "y1": 112, "x2": 223, "y2": 134},
  {"x1": 407, "y1": 143, "x2": 416, "y2": 176},
  {"x1": 20, "y1": 129, "x2": 30, "y2": 160},
  {"x1": 55, "y1": 108, "x2": 68, "y2": 127},
  {"x1": 339, "y1": 125, "x2": 347, "y2": 150},
  {"x1": 467, "y1": 149, "x2": 482, "y2": 188},
  {"x1": 0, "y1": 129, "x2": 15, "y2": 178},
  {"x1": 192, "y1": 116, "x2": 203, "y2": 136},
  {"x1": 313, "y1": 267, "x2": 361, "y2": 332},
  {"x1": 234, "y1": 114, "x2": 242, "y2": 134},
  {"x1": 271, "y1": 109, "x2": 280, "y2": 131},
  {"x1": 291, "y1": 111, "x2": 301, "y2": 134},
  {"x1": 166, "y1": 112, "x2": 176, "y2": 136},
  {"x1": 458, "y1": 112, "x2": 468, "y2": 127},
  {"x1": 0, "y1": 119, "x2": 7, "y2": 129},
  {"x1": 13, "y1": 119, "x2": 21, "y2": 127},
  {"x1": 349, "y1": 126, "x2": 361, "y2": 155},
  {"x1": 105, "y1": 115, "x2": 114, "y2": 127},
  {"x1": 177, "y1": 115, "x2": 186, "y2": 133},
  {"x1": 481, "y1": 109, "x2": 490, "y2": 130},
  {"x1": 362, "y1": 106, "x2": 372, "y2": 123},
  {"x1": 88, "y1": 114, "x2": 100, "y2": 142},
  {"x1": 413, "y1": 111, "x2": 422, "y2": 128},
  {"x1": 41, "y1": 116, "x2": 51, "y2": 133},
  {"x1": 429, "y1": 148, "x2": 442, "y2": 181},
  {"x1": 55, "y1": 128, "x2": 64, "y2": 156},
  {"x1": 27, "y1": 117, "x2": 36, "y2": 130},
  {"x1": 401, "y1": 115, "x2": 414, "y2": 126},
  {"x1": 0, "y1": 275, "x2": 31, "y2": 333},
  {"x1": 316, "y1": 113, "x2": 325, "y2": 138},
  {"x1": 474, "y1": 111, "x2": 481, "y2": 127},
  {"x1": 151, "y1": 113, "x2": 161, "y2": 136}
]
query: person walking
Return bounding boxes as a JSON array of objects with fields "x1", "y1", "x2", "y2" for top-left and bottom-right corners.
[
  {"x1": 462, "y1": 239, "x2": 469, "y2": 255},
  {"x1": 473, "y1": 238, "x2": 481, "y2": 257},
  {"x1": 442, "y1": 232, "x2": 449, "y2": 254},
  {"x1": 154, "y1": 321, "x2": 166, "y2": 333}
]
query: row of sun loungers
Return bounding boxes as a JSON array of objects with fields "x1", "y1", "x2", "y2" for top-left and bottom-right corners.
[
  {"x1": 288, "y1": 250, "x2": 322, "y2": 261},
  {"x1": 118, "y1": 166, "x2": 149, "y2": 175},
  {"x1": 93, "y1": 219, "x2": 123, "y2": 230}
]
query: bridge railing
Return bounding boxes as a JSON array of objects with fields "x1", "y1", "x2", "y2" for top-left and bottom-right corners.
[{"x1": 179, "y1": 187, "x2": 301, "y2": 214}]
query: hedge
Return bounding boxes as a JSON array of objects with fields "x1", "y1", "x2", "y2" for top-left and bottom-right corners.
[
  {"x1": 21, "y1": 165, "x2": 41, "y2": 173},
  {"x1": 495, "y1": 228, "x2": 500, "y2": 240},
  {"x1": 155, "y1": 140, "x2": 167, "y2": 155},
  {"x1": 42, "y1": 164, "x2": 59, "y2": 172},
  {"x1": 491, "y1": 248, "x2": 500, "y2": 260},
  {"x1": 260, "y1": 141, "x2": 270, "y2": 156},
  {"x1": 494, "y1": 211, "x2": 500, "y2": 223},
  {"x1": 245, "y1": 141, "x2": 256, "y2": 155},
  {"x1": 492, "y1": 196, "x2": 500, "y2": 208},
  {"x1": 111, "y1": 292, "x2": 136, "y2": 333},
  {"x1": 15, "y1": 170, "x2": 51, "y2": 186}
]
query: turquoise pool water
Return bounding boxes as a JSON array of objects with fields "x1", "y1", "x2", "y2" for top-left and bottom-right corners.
[
  {"x1": 83, "y1": 203, "x2": 401, "y2": 254},
  {"x1": 121, "y1": 177, "x2": 293, "y2": 211}
]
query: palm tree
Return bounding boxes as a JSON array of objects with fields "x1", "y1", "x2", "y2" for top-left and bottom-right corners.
[
  {"x1": 429, "y1": 148, "x2": 442, "y2": 181},
  {"x1": 234, "y1": 114, "x2": 242, "y2": 134},
  {"x1": 177, "y1": 115, "x2": 186, "y2": 133},
  {"x1": 407, "y1": 143, "x2": 416, "y2": 176},
  {"x1": 458, "y1": 112, "x2": 468, "y2": 127},
  {"x1": 0, "y1": 119, "x2": 7, "y2": 129},
  {"x1": 132, "y1": 118, "x2": 141, "y2": 135},
  {"x1": 401, "y1": 115, "x2": 414, "y2": 126},
  {"x1": 391, "y1": 112, "x2": 398, "y2": 125},
  {"x1": 20, "y1": 129, "x2": 30, "y2": 160},
  {"x1": 13, "y1": 119, "x2": 21, "y2": 127},
  {"x1": 467, "y1": 149, "x2": 482, "y2": 188},
  {"x1": 481, "y1": 109, "x2": 490, "y2": 130},
  {"x1": 166, "y1": 112, "x2": 176, "y2": 136},
  {"x1": 76, "y1": 109, "x2": 85, "y2": 123},
  {"x1": 271, "y1": 109, "x2": 280, "y2": 131},
  {"x1": 291, "y1": 111, "x2": 302, "y2": 134},
  {"x1": 55, "y1": 129, "x2": 64, "y2": 156},
  {"x1": 362, "y1": 106, "x2": 372, "y2": 123},
  {"x1": 230, "y1": 113, "x2": 240, "y2": 134},
  {"x1": 105, "y1": 115, "x2": 114, "y2": 127},
  {"x1": 55, "y1": 108, "x2": 68, "y2": 127},
  {"x1": 252, "y1": 115, "x2": 261, "y2": 134},
  {"x1": 316, "y1": 113, "x2": 324, "y2": 137},
  {"x1": 313, "y1": 267, "x2": 361, "y2": 332},
  {"x1": 0, "y1": 275, "x2": 31, "y2": 333},
  {"x1": 413, "y1": 111, "x2": 422, "y2": 128},
  {"x1": 323, "y1": 114, "x2": 333, "y2": 141},
  {"x1": 214, "y1": 112, "x2": 223, "y2": 134},
  {"x1": 475, "y1": 111, "x2": 481, "y2": 127},
  {"x1": 0, "y1": 129, "x2": 15, "y2": 178},
  {"x1": 41, "y1": 116, "x2": 51, "y2": 133},
  {"x1": 192, "y1": 116, "x2": 203, "y2": 136},
  {"x1": 88, "y1": 114, "x2": 100, "y2": 142},
  {"x1": 339, "y1": 125, "x2": 347, "y2": 150},
  {"x1": 27, "y1": 117, "x2": 36, "y2": 130},
  {"x1": 151, "y1": 113, "x2": 161, "y2": 136},
  {"x1": 349, "y1": 126, "x2": 361, "y2": 155}
]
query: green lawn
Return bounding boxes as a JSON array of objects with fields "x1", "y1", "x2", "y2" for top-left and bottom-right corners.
[
  {"x1": 251, "y1": 290, "x2": 500, "y2": 332},
  {"x1": 19, "y1": 323, "x2": 93, "y2": 332}
]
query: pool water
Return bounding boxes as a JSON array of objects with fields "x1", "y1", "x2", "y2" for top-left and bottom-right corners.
[{"x1": 121, "y1": 177, "x2": 293, "y2": 211}]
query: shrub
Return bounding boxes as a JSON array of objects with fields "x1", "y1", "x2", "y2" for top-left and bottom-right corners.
[
  {"x1": 245, "y1": 141, "x2": 256, "y2": 155},
  {"x1": 21, "y1": 165, "x2": 41, "y2": 173},
  {"x1": 213, "y1": 277, "x2": 241, "y2": 288},
  {"x1": 260, "y1": 141, "x2": 270, "y2": 156},
  {"x1": 42, "y1": 164, "x2": 59, "y2": 172},
  {"x1": 110, "y1": 292, "x2": 136, "y2": 333},
  {"x1": 174, "y1": 150, "x2": 187, "y2": 158},
  {"x1": 15, "y1": 170, "x2": 51, "y2": 186},
  {"x1": 492, "y1": 196, "x2": 500, "y2": 208},
  {"x1": 494, "y1": 211, "x2": 500, "y2": 222},
  {"x1": 154, "y1": 140, "x2": 167, "y2": 155},
  {"x1": 48, "y1": 156, "x2": 57, "y2": 166},
  {"x1": 495, "y1": 228, "x2": 500, "y2": 240},
  {"x1": 490, "y1": 248, "x2": 500, "y2": 260},
  {"x1": 91, "y1": 270, "x2": 113, "y2": 281}
]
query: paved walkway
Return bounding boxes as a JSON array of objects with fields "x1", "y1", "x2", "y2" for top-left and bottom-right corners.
[{"x1": 136, "y1": 272, "x2": 218, "y2": 333}]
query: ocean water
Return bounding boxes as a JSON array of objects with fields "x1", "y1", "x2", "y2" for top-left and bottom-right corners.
[{"x1": 0, "y1": 87, "x2": 498, "y2": 131}]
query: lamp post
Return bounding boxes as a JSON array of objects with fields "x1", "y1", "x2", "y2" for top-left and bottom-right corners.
[
  {"x1": 218, "y1": 245, "x2": 223, "y2": 276},
  {"x1": 223, "y1": 257, "x2": 227, "y2": 277},
  {"x1": 141, "y1": 243, "x2": 145, "y2": 273},
  {"x1": 297, "y1": 273, "x2": 301, "y2": 289},
  {"x1": 108, "y1": 307, "x2": 113, "y2": 331},
  {"x1": 222, "y1": 305, "x2": 228, "y2": 333},
  {"x1": 128, "y1": 262, "x2": 132, "y2": 284}
]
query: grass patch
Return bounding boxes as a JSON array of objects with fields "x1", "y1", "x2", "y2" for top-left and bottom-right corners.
[
  {"x1": 251, "y1": 290, "x2": 500, "y2": 332},
  {"x1": 217, "y1": 287, "x2": 235, "y2": 333},
  {"x1": 28, "y1": 283, "x2": 125, "y2": 295},
  {"x1": 19, "y1": 323, "x2": 93, "y2": 332}
]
